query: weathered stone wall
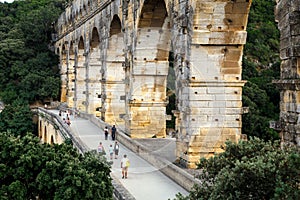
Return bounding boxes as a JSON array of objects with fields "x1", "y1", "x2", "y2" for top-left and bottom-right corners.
[
  {"x1": 172, "y1": 0, "x2": 251, "y2": 168},
  {"x1": 54, "y1": 0, "x2": 252, "y2": 168},
  {"x1": 275, "y1": 0, "x2": 300, "y2": 147},
  {"x1": 38, "y1": 113, "x2": 64, "y2": 145}
]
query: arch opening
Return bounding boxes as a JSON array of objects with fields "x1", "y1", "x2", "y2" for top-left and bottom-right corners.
[
  {"x1": 91, "y1": 27, "x2": 100, "y2": 49},
  {"x1": 75, "y1": 36, "x2": 87, "y2": 112},
  {"x1": 88, "y1": 27, "x2": 102, "y2": 115},
  {"x1": 126, "y1": 0, "x2": 171, "y2": 138},
  {"x1": 138, "y1": 0, "x2": 168, "y2": 28},
  {"x1": 103, "y1": 15, "x2": 126, "y2": 124},
  {"x1": 110, "y1": 15, "x2": 121, "y2": 36},
  {"x1": 78, "y1": 36, "x2": 84, "y2": 50}
]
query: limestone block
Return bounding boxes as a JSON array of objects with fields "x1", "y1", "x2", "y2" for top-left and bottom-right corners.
[
  {"x1": 224, "y1": 114, "x2": 241, "y2": 122},
  {"x1": 219, "y1": 107, "x2": 242, "y2": 115},
  {"x1": 226, "y1": 87, "x2": 242, "y2": 94},
  {"x1": 196, "y1": 108, "x2": 220, "y2": 115},
  {"x1": 221, "y1": 67, "x2": 241, "y2": 75},
  {"x1": 208, "y1": 101, "x2": 226, "y2": 108},
  {"x1": 223, "y1": 74, "x2": 241, "y2": 81},
  {"x1": 222, "y1": 60, "x2": 241, "y2": 68},
  {"x1": 132, "y1": 61, "x2": 169, "y2": 75},
  {"x1": 207, "y1": 87, "x2": 225, "y2": 94},
  {"x1": 192, "y1": 30, "x2": 247, "y2": 45},
  {"x1": 215, "y1": 94, "x2": 241, "y2": 101},
  {"x1": 188, "y1": 101, "x2": 209, "y2": 108},
  {"x1": 185, "y1": 87, "x2": 208, "y2": 95},
  {"x1": 189, "y1": 94, "x2": 215, "y2": 101},
  {"x1": 187, "y1": 115, "x2": 208, "y2": 124}
]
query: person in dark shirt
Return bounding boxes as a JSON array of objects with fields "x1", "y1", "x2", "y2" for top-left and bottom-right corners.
[{"x1": 111, "y1": 125, "x2": 116, "y2": 141}]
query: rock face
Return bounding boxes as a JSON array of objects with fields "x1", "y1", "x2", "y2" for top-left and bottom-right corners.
[
  {"x1": 275, "y1": 0, "x2": 300, "y2": 147},
  {"x1": 54, "y1": 0, "x2": 252, "y2": 168}
]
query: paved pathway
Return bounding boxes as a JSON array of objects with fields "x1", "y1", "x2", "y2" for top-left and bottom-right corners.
[{"x1": 54, "y1": 111, "x2": 188, "y2": 200}]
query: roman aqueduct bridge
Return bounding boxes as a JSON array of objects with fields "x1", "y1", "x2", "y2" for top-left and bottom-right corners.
[{"x1": 54, "y1": 0, "x2": 252, "y2": 168}]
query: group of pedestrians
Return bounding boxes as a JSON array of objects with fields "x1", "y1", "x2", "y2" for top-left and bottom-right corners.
[
  {"x1": 97, "y1": 125, "x2": 130, "y2": 179},
  {"x1": 109, "y1": 141, "x2": 120, "y2": 159},
  {"x1": 97, "y1": 141, "x2": 120, "y2": 159},
  {"x1": 104, "y1": 125, "x2": 117, "y2": 140},
  {"x1": 59, "y1": 110, "x2": 71, "y2": 126}
]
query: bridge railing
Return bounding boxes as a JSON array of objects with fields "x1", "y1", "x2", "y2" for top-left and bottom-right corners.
[
  {"x1": 36, "y1": 108, "x2": 135, "y2": 200},
  {"x1": 36, "y1": 107, "x2": 89, "y2": 154},
  {"x1": 79, "y1": 112, "x2": 202, "y2": 192}
]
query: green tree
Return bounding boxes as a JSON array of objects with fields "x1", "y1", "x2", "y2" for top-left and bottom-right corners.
[
  {"x1": 0, "y1": 100, "x2": 33, "y2": 137},
  {"x1": 0, "y1": 132, "x2": 113, "y2": 199},
  {"x1": 242, "y1": 0, "x2": 280, "y2": 141},
  {"x1": 175, "y1": 138, "x2": 300, "y2": 200},
  {"x1": 0, "y1": 0, "x2": 64, "y2": 105}
]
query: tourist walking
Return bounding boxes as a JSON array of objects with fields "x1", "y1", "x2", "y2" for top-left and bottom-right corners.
[
  {"x1": 97, "y1": 142, "x2": 105, "y2": 155},
  {"x1": 121, "y1": 154, "x2": 130, "y2": 179},
  {"x1": 108, "y1": 144, "x2": 114, "y2": 160},
  {"x1": 66, "y1": 117, "x2": 71, "y2": 126},
  {"x1": 111, "y1": 125, "x2": 116, "y2": 141},
  {"x1": 114, "y1": 141, "x2": 119, "y2": 159},
  {"x1": 104, "y1": 126, "x2": 109, "y2": 140}
]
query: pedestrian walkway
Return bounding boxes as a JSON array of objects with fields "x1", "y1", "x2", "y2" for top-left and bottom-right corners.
[{"x1": 52, "y1": 110, "x2": 188, "y2": 200}]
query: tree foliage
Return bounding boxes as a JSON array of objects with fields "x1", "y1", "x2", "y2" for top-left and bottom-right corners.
[
  {"x1": 0, "y1": 0, "x2": 66, "y2": 134},
  {"x1": 0, "y1": 0, "x2": 65, "y2": 105},
  {"x1": 0, "y1": 132, "x2": 113, "y2": 199},
  {"x1": 175, "y1": 138, "x2": 300, "y2": 200},
  {"x1": 242, "y1": 0, "x2": 280, "y2": 141},
  {"x1": 0, "y1": 99, "x2": 33, "y2": 137}
]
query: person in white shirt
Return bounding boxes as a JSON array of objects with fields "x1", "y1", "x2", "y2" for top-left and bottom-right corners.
[{"x1": 121, "y1": 154, "x2": 130, "y2": 179}]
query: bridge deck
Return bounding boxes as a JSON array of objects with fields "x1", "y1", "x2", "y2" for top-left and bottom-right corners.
[{"x1": 50, "y1": 110, "x2": 188, "y2": 200}]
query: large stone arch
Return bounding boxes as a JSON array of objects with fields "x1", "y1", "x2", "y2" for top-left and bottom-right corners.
[
  {"x1": 88, "y1": 27, "x2": 102, "y2": 115},
  {"x1": 75, "y1": 36, "x2": 87, "y2": 112},
  {"x1": 125, "y1": 0, "x2": 171, "y2": 138},
  {"x1": 67, "y1": 41, "x2": 76, "y2": 108},
  {"x1": 103, "y1": 14, "x2": 126, "y2": 125}
]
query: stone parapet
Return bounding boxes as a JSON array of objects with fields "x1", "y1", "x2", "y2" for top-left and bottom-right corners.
[{"x1": 83, "y1": 113, "x2": 202, "y2": 192}]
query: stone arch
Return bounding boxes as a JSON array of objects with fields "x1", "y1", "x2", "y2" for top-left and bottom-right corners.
[
  {"x1": 138, "y1": 0, "x2": 168, "y2": 28},
  {"x1": 67, "y1": 41, "x2": 76, "y2": 108},
  {"x1": 126, "y1": 0, "x2": 171, "y2": 138},
  {"x1": 90, "y1": 27, "x2": 100, "y2": 49},
  {"x1": 110, "y1": 15, "x2": 121, "y2": 36},
  {"x1": 75, "y1": 36, "x2": 87, "y2": 112},
  {"x1": 78, "y1": 36, "x2": 85, "y2": 50},
  {"x1": 50, "y1": 135, "x2": 54, "y2": 145},
  {"x1": 88, "y1": 27, "x2": 102, "y2": 115},
  {"x1": 104, "y1": 14, "x2": 125, "y2": 124}
]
